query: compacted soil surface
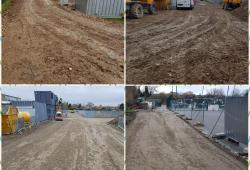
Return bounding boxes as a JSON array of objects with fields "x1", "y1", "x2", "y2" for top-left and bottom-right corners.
[
  {"x1": 126, "y1": 107, "x2": 247, "y2": 170},
  {"x1": 3, "y1": 0, "x2": 123, "y2": 84},
  {"x1": 3, "y1": 113, "x2": 124, "y2": 170},
  {"x1": 126, "y1": 1, "x2": 248, "y2": 84}
]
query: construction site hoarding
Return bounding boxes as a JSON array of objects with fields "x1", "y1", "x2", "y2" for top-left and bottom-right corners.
[
  {"x1": 76, "y1": 0, "x2": 124, "y2": 18},
  {"x1": 224, "y1": 96, "x2": 248, "y2": 147}
]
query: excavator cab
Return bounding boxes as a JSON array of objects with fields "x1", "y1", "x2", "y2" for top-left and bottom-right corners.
[
  {"x1": 223, "y1": 0, "x2": 241, "y2": 10},
  {"x1": 126, "y1": 0, "x2": 158, "y2": 19}
]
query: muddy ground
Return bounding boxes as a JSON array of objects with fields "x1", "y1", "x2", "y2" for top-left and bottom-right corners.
[
  {"x1": 3, "y1": 113, "x2": 124, "y2": 170},
  {"x1": 3, "y1": 0, "x2": 123, "y2": 84},
  {"x1": 126, "y1": 1, "x2": 248, "y2": 84},
  {"x1": 126, "y1": 107, "x2": 247, "y2": 170}
]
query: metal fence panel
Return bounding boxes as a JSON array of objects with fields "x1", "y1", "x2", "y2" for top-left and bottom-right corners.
[
  {"x1": 225, "y1": 97, "x2": 248, "y2": 146},
  {"x1": 118, "y1": 116, "x2": 124, "y2": 129},
  {"x1": 169, "y1": 99, "x2": 225, "y2": 135},
  {"x1": 76, "y1": 0, "x2": 123, "y2": 17},
  {"x1": 79, "y1": 110, "x2": 122, "y2": 118}
]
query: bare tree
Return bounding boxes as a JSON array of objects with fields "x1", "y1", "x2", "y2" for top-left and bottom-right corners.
[
  {"x1": 126, "y1": 86, "x2": 137, "y2": 105},
  {"x1": 231, "y1": 88, "x2": 241, "y2": 96},
  {"x1": 206, "y1": 88, "x2": 225, "y2": 97}
]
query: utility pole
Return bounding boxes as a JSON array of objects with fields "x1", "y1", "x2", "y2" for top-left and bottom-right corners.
[
  {"x1": 176, "y1": 85, "x2": 177, "y2": 99},
  {"x1": 202, "y1": 85, "x2": 205, "y2": 125}
]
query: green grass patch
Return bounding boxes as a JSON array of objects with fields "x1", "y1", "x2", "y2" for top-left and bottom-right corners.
[{"x1": 2, "y1": 0, "x2": 12, "y2": 13}]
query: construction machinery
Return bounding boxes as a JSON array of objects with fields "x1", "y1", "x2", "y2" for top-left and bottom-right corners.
[
  {"x1": 176, "y1": 0, "x2": 194, "y2": 10},
  {"x1": 2, "y1": 105, "x2": 19, "y2": 134},
  {"x1": 126, "y1": 0, "x2": 158, "y2": 19},
  {"x1": 223, "y1": 0, "x2": 241, "y2": 10}
]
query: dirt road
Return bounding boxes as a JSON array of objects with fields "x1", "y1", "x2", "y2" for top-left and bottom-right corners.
[
  {"x1": 126, "y1": 107, "x2": 247, "y2": 170},
  {"x1": 126, "y1": 1, "x2": 248, "y2": 84},
  {"x1": 3, "y1": 0, "x2": 123, "y2": 84},
  {"x1": 3, "y1": 113, "x2": 124, "y2": 170}
]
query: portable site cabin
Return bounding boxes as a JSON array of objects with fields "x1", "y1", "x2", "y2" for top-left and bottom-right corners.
[
  {"x1": 35, "y1": 91, "x2": 58, "y2": 120},
  {"x1": 224, "y1": 96, "x2": 248, "y2": 148},
  {"x1": 76, "y1": 0, "x2": 124, "y2": 18}
]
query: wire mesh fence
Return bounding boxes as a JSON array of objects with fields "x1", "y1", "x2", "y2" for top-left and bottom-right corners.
[{"x1": 169, "y1": 98, "x2": 225, "y2": 136}]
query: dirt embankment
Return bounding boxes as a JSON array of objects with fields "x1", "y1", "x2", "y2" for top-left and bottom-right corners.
[
  {"x1": 126, "y1": 107, "x2": 247, "y2": 170},
  {"x1": 3, "y1": 0, "x2": 124, "y2": 84},
  {"x1": 126, "y1": 1, "x2": 248, "y2": 84},
  {"x1": 231, "y1": 0, "x2": 248, "y2": 22},
  {"x1": 3, "y1": 113, "x2": 124, "y2": 170}
]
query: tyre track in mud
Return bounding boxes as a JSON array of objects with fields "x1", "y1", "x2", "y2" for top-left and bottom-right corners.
[
  {"x1": 126, "y1": 107, "x2": 247, "y2": 170},
  {"x1": 3, "y1": 113, "x2": 124, "y2": 170},
  {"x1": 3, "y1": 0, "x2": 123, "y2": 84},
  {"x1": 126, "y1": 1, "x2": 248, "y2": 84}
]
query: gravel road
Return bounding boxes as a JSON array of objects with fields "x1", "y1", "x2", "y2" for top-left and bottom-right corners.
[
  {"x1": 126, "y1": 107, "x2": 247, "y2": 170},
  {"x1": 126, "y1": 1, "x2": 248, "y2": 84},
  {"x1": 3, "y1": 0, "x2": 124, "y2": 84},
  {"x1": 3, "y1": 113, "x2": 124, "y2": 170}
]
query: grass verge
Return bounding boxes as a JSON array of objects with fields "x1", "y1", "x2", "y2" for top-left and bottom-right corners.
[{"x1": 2, "y1": 0, "x2": 12, "y2": 13}]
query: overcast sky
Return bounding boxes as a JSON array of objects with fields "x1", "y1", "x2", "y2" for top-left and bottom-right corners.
[
  {"x1": 1, "y1": 85, "x2": 124, "y2": 106},
  {"x1": 141, "y1": 85, "x2": 248, "y2": 95}
]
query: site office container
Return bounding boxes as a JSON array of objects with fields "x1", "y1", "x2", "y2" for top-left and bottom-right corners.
[
  {"x1": 35, "y1": 91, "x2": 58, "y2": 106},
  {"x1": 46, "y1": 104, "x2": 56, "y2": 120},
  {"x1": 224, "y1": 96, "x2": 248, "y2": 147},
  {"x1": 76, "y1": 0, "x2": 124, "y2": 18},
  {"x1": 34, "y1": 102, "x2": 48, "y2": 123}
]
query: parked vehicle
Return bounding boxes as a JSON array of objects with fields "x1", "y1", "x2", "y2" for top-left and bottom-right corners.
[
  {"x1": 55, "y1": 112, "x2": 63, "y2": 121},
  {"x1": 223, "y1": 0, "x2": 240, "y2": 10},
  {"x1": 126, "y1": 0, "x2": 158, "y2": 19},
  {"x1": 176, "y1": 0, "x2": 194, "y2": 9}
]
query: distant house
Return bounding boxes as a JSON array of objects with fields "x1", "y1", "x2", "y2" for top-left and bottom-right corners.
[{"x1": 75, "y1": 0, "x2": 124, "y2": 18}]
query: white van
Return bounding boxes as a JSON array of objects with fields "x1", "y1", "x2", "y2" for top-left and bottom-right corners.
[{"x1": 176, "y1": 0, "x2": 194, "y2": 9}]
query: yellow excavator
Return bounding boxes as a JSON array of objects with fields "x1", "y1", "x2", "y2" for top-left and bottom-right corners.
[
  {"x1": 126, "y1": 0, "x2": 158, "y2": 19},
  {"x1": 223, "y1": 0, "x2": 241, "y2": 10}
]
